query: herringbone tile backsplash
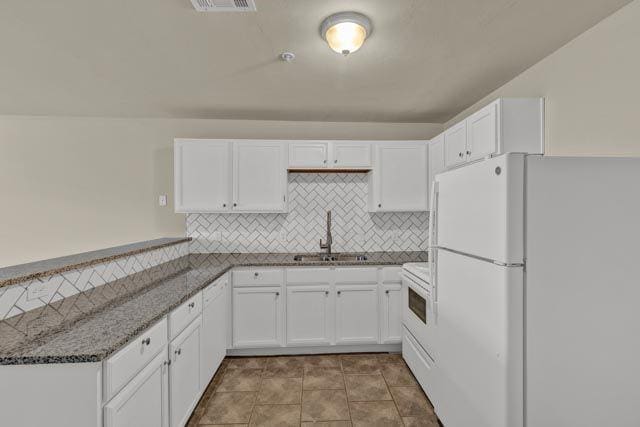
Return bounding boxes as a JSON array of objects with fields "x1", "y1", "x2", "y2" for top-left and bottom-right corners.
[
  {"x1": 188, "y1": 173, "x2": 429, "y2": 253},
  {"x1": 0, "y1": 243, "x2": 189, "y2": 323}
]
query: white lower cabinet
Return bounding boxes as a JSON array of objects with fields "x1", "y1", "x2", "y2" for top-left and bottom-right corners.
[
  {"x1": 380, "y1": 284, "x2": 402, "y2": 344},
  {"x1": 286, "y1": 285, "x2": 333, "y2": 346},
  {"x1": 201, "y1": 278, "x2": 227, "y2": 390},
  {"x1": 169, "y1": 318, "x2": 202, "y2": 427},
  {"x1": 335, "y1": 284, "x2": 379, "y2": 345},
  {"x1": 104, "y1": 350, "x2": 169, "y2": 427},
  {"x1": 5, "y1": 266, "x2": 405, "y2": 427},
  {"x1": 231, "y1": 266, "x2": 402, "y2": 349},
  {"x1": 233, "y1": 286, "x2": 283, "y2": 348}
]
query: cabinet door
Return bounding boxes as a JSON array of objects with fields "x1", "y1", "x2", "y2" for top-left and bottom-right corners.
[
  {"x1": 233, "y1": 141, "x2": 287, "y2": 212},
  {"x1": 428, "y1": 134, "x2": 445, "y2": 211},
  {"x1": 169, "y1": 319, "x2": 202, "y2": 427},
  {"x1": 373, "y1": 143, "x2": 428, "y2": 212},
  {"x1": 444, "y1": 122, "x2": 468, "y2": 168},
  {"x1": 289, "y1": 142, "x2": 329, "y2": 168},
  {"x1": 335, "y1": 284, "x2": 379, "y2": 345},
  {"x1": 380, "y1": 284, "x2": 402, "y2": 344},
  {"x1": 201, "y1": 282, "x2": 227, "y2": 389},
  {"x1": 330, "y1": 142, "x2": 372, "y2": 168},
  {"x1": 174, "y1": 140, "x2": 231, "y2": 213},
  {"x1": 104, "y1": 351, "x2": 169, "y2": 427},
  {"x1": 466, "y1": 101, "x2": 498, "y2": 162},
  {"x1": 233, "y1": 286, "x2": 283, "y2": 348},
  {"x1": 286, "y1": 285, "x2": 333, "y2": 346}
]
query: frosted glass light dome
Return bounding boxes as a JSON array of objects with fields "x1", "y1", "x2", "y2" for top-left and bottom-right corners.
[{"x1": 320, "y1": 12, "x2": 372, "y2": 56}]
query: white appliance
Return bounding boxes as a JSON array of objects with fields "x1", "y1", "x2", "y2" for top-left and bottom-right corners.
[
  {"x1": 425, "y1": 154, "x2": 640, "y2": 427},
  {"x1": 400, "y1": 263, "x2": 441, "y2": 408}
]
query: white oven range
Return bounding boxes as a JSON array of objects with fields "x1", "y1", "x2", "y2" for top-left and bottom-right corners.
[{"x1": 400, "y1": 262, "x2": 441, "y2": 410}]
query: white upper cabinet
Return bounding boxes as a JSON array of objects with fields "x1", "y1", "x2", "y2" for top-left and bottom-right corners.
[
  {"x1": 444, "y1": 98, "x2": 544, "y2": 169},
  {"x1": 444, "y1": 121, "x2": 468, "y2": 168},
  {"x1": 466, "y1": 101, "x2": 498, "y2": 162},
  {"x1": 233, "y1": 141, "x2": 287, "y2": 212},
  {"x1": 289, "y1": 142, "x2": 329, "y2": 168},
  {"x1": 174, "y1": 139, "x2": 287, "y2": 213},
  {"x1": 330, "y1": 142, "x2": 371, "y2": 168},
  {"x1": 369, "y1": 141, "x2": 429, "y2": 212},
  {"x1": 287, "y1": 141, "x2": 371, "y2": 169},
  {"x1": 174, "y1": 140, "x2": 231, "y2": 213}
]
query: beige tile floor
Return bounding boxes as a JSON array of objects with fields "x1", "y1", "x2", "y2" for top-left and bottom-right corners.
[{"x1": 187, "y1": 353, "x2": 440, "y2": 427}]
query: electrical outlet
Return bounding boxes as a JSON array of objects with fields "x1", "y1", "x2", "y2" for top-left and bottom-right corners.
[
  {"x1": 158, "y1": 195, "x2": 167, "y2": 206},
  {"x1": 279, "y1": 229, "x2": 288, "y2": 243}
]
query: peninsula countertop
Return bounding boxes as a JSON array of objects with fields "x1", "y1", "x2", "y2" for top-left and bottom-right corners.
[{"x1": 0, "y1": 252, "x2": 427, "y2": 365}]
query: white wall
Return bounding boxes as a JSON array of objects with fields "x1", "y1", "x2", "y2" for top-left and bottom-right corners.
[
  {"x1": 0, "y1": 116, "x2": 440, "y2": 267},
  {"x1": 445, "y1": 0, "x2": 640, "y2": 156}
]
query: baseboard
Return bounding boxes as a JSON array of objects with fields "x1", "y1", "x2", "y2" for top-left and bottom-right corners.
[{"x1": 227, "y1": 343, "x2": 402, "y2": 356}]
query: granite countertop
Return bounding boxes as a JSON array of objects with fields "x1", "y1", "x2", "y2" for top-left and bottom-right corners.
[
  {"x1": 0, "y1": 237, "x2": 191, "y2": 288},
  {"x1": 0, "y1": 252, "x2": 427, "y2": 365}
]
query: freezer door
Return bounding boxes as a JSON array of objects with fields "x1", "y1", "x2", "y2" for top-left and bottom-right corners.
[
  {"x1": 434, "y1": 154, "x2": 525, "y2": 265},
  {"x1": 434, "y1": 249, "x2": 523, "y2": 427}
]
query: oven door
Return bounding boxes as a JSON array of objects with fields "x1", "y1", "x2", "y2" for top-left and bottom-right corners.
[{"x1": 401, "y1": 272, "x2": 436, "y2": 359}]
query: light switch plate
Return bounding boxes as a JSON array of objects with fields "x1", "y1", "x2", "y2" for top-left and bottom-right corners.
[{"x1": 158, "y1": 195, "x2": 167, "y2": 206}]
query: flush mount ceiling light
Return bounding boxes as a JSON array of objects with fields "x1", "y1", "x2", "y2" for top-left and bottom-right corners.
[{"x1": 320, "y1": 12, "x2": 372, "y2": 56}]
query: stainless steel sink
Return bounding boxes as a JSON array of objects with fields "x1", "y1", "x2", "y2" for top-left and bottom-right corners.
[{"x1": 293, "y1": 254, "x2": 368, "y2": 262}]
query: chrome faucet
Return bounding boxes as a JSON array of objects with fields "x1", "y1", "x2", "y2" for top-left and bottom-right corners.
[{"x1": 319, "y1": 210, "x2": 333, "y2": 255}]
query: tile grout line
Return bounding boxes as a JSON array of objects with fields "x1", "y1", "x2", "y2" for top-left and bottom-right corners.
[
  {"x1": 341, "y1": 356, "x2": 354, "y2": 424},
  {"x1": 379, "y1": 357, "x2": 407, "y2": 426}
]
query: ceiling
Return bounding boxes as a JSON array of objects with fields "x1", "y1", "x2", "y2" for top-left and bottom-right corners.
[{"x1": 0, "y1": 0, "x2": 632, "y2": 123}]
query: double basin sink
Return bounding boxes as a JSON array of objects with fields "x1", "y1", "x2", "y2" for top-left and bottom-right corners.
[{"x1": 293, "y1": 254, "x2": 368, "y2": 262}]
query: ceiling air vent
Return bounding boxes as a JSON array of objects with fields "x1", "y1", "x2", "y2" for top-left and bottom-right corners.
[{"x1": 190, "y1": 0, "x2": 257, "y2": 12}]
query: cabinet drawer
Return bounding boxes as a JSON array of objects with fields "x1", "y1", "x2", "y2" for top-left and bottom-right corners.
[
  {"x1": 234, "y1": 268, "x2": 284, "y2": 287},
  {"x1": 334, "y1": 267, "x2": 378, "y2": 284},
  {"x1": 203, "y1": 275, "x2": 227, "y2": 305},
  {"x1": 286, "y1": 268, "x2": 332, "y2": 284},
  {"x1": 169, "y1": 292, "x2": 202, "y2": 340},
  {"x1": 381, "y1": 266, "x2": 402, "y2": 283},
  {"x1": 402, "y1": 327, "x2": 437, "y2": 404},
  {"x1": 104, "y1": 317, "x2": 168, "y2": 402}
]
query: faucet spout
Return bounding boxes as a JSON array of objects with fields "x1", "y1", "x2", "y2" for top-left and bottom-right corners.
[{"x1": 319, "y1": 210, "x2": 333, "y2": 255}]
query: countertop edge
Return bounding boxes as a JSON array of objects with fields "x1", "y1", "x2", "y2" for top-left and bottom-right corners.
[
  {"x1": 0, "y1": 252, "x2": 427, "y2": 365},
  {"x1": 0, "y1": 265, "x2": 233, "y2": 366},
  {"x1": 0, "y1": 237, "x2": 192, "y2": 289}
]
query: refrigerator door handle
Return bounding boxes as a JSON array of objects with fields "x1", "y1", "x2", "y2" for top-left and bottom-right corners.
[
  {"x1": 430, "y1": 248, "x2": 438, "y2": 325},
  {"x1": 428, "y1": 180, "x2": 439, "y2": 325},
  {"x1": 428, "y1": 181, "x2": 439, "y2": 248}
]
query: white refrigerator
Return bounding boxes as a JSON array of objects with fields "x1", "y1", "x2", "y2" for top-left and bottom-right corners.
[{"x1": 428, "y1": 154, "x2": 640, "y2": 427}]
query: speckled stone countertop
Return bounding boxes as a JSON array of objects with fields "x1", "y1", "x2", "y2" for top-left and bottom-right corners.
[
  {"x1": 0, "y1": 237, "x2": 191, "y2": 288},
  {"x1": 0, "y1": 252, "x2": 427, "y2": 365}
]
